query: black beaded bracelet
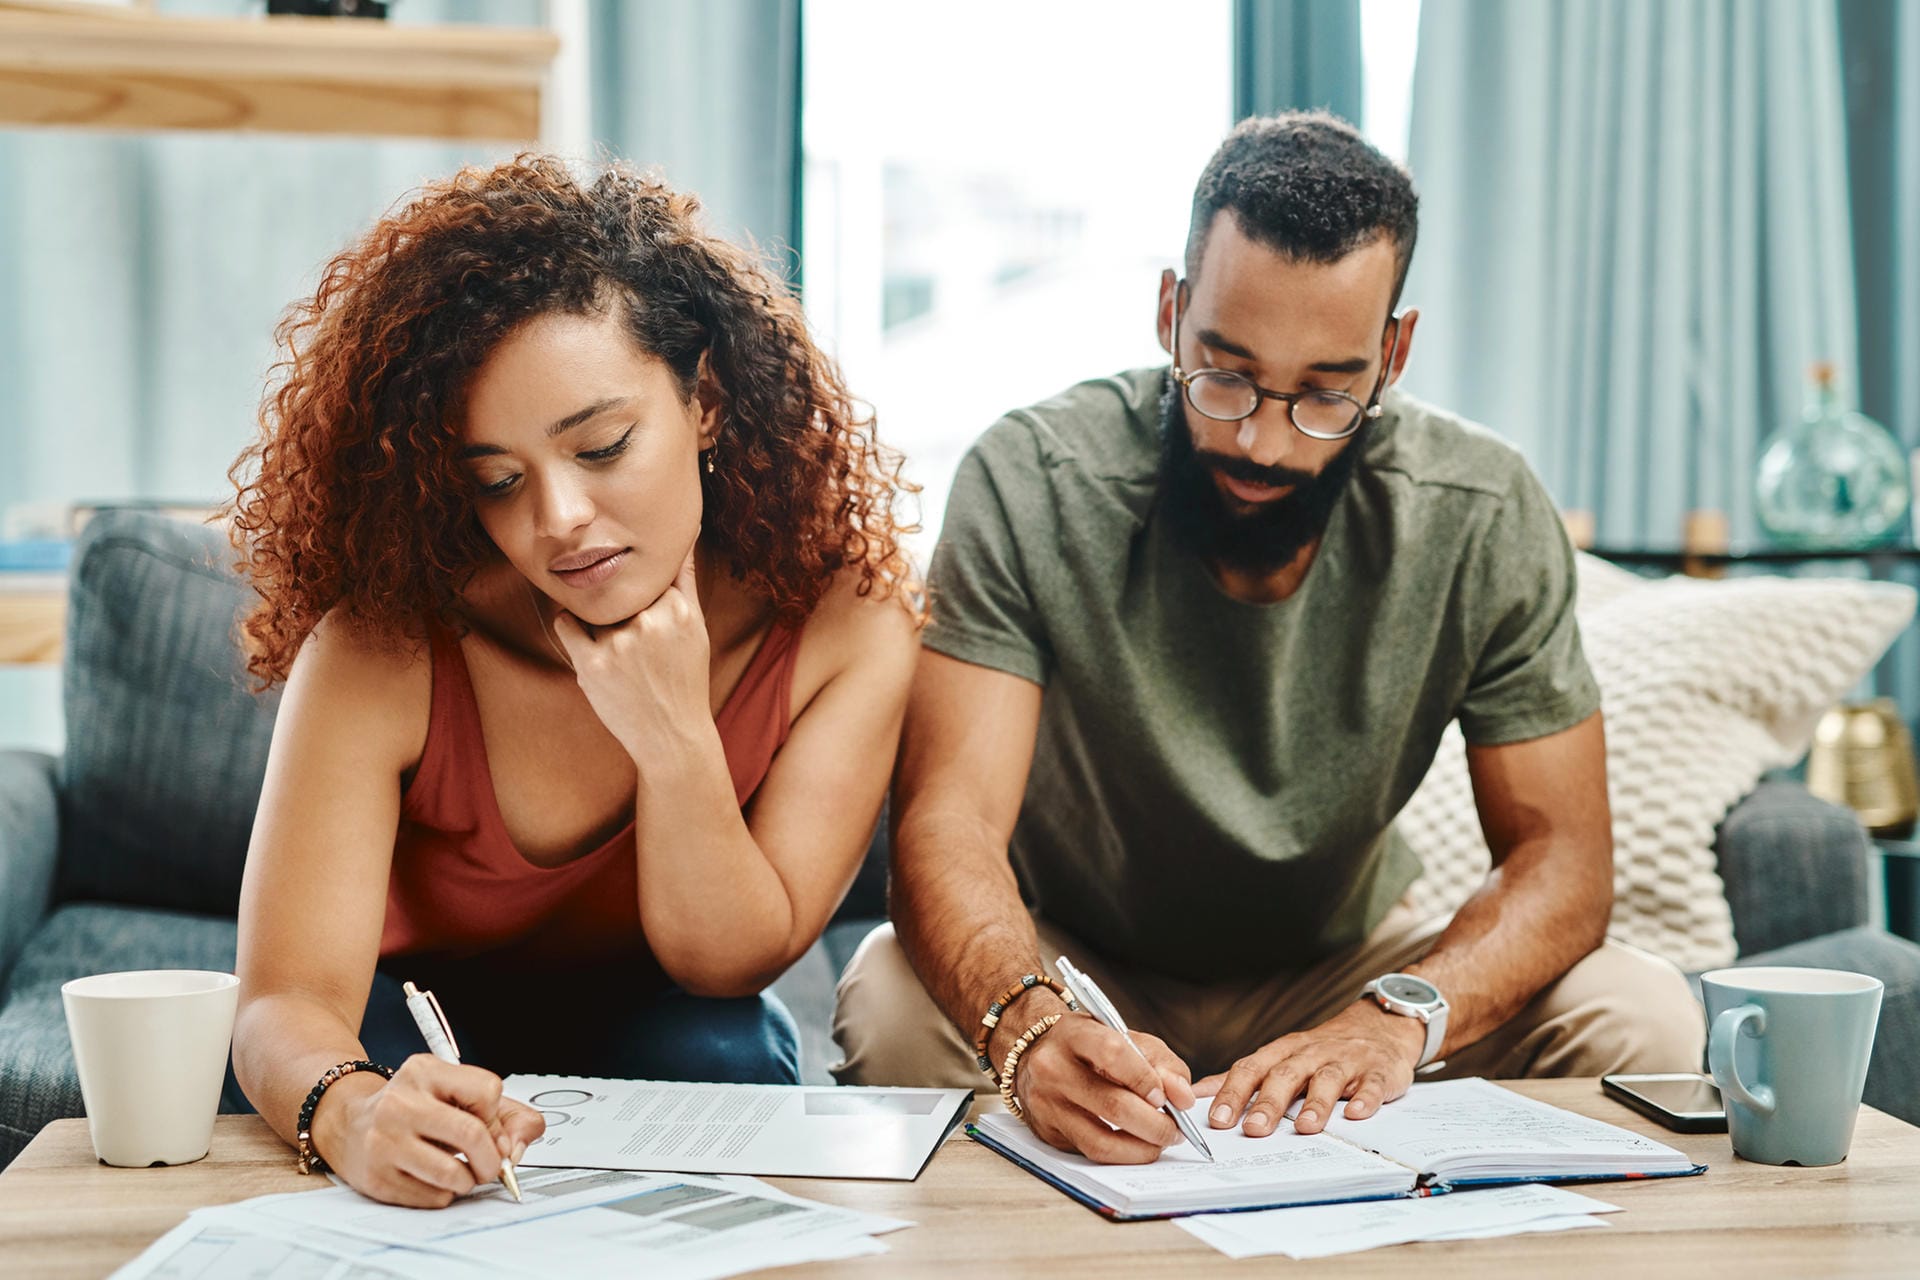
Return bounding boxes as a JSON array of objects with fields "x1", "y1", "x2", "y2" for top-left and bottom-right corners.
[{"x1": 295, "y1": 1059, "x2": 394, "y2": 1175}]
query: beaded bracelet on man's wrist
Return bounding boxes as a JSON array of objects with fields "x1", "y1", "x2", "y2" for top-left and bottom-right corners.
[
  {"x1": 998, "y1": 1013, "x2": 1063, "y2": 1120},
  {"x1": 972, "y1": 973, "x2": 1080, "y2": 1084}
]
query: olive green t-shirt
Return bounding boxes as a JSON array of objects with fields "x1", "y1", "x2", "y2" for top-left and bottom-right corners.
[{"x1": 924, "y1": 368, "x2": 1600, "y2": 982}]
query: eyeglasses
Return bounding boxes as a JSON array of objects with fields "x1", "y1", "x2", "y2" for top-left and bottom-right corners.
[{"x1": 1169, "y1": 278, "x2": 1403, "y2": 441}]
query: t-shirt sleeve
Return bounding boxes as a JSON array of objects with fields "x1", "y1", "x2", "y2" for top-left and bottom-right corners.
[
  {"x1": 1455, "y1": 464, "x2": 1602, "y2": 745},
  {"x1": 921, "y1": 429, "x2": 1053, "y2": 686}
]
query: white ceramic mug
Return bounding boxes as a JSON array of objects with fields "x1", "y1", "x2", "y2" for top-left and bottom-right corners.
[{"x1": 61, "y1": 969, "x2": 239, "y2": 1167}]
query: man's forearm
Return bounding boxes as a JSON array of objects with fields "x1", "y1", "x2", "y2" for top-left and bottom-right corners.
[
  {"x1": 1399, "y1": 836, "x2": 1612, "y2": 1057},
  {"x1": 889, "y1": 804, "x2": 1070, "y2": 1068}
]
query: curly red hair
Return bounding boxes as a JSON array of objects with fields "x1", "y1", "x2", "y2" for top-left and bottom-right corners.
[{"x1": 229, "y1": 155, "x2": 917, "y2": 686}]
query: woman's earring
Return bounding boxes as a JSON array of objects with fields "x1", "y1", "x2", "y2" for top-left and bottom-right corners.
[{"x1": 704, "y1": 447, "x2": 716, "y2": 475}]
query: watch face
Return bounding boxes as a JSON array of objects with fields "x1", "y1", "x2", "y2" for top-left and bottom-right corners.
[{"x1": 1379, "y1": 974, "x2": 1439, "y2": 1005}]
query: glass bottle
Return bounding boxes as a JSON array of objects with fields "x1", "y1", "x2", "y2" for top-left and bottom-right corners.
[{"x1": 1755, "y1": 363, "x2": 1910, "y2": 549}]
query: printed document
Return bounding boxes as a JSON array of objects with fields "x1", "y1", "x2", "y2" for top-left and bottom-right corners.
[
  {"x1": 110, "y1": 1165, "x2": 911, "y2": 1280},
  {"x1": 504, "y1": 1075, "x2": 971, "y2": 1179}
]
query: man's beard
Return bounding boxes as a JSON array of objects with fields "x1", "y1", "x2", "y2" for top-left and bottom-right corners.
[{"x1": 1156, "y1": 379, "x2": 1364, "y2": 576}]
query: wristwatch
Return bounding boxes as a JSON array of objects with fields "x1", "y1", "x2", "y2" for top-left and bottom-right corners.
[{"x1": 1361, "y1": 973, "x2": 1449, "y2": 1069}]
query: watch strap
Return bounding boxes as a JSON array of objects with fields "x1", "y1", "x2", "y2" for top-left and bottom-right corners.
[{"x1": 1416, "y1": 1007, "x2": 1445, "y2": 1069}]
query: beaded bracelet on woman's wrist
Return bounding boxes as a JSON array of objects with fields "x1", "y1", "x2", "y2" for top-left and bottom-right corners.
[{"x1": 294, "y1": 1059, "x2": 394, "y2": 1175}]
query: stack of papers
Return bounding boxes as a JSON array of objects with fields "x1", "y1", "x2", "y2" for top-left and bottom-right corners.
[
  {"x1": 111, "y1": 1165, "x2": 911, "y2": 1279},
  {"x1": 1176, "y1": 1183, "x2": 1622, "y2": 1259}
]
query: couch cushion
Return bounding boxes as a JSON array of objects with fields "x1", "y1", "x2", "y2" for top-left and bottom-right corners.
[
  {"x1": 0, "y1": 903, "x2": 238, "y2": 1168},
  {"x1": 58, "y1": 511, "x2": 280, "y2": 915},
  {"x1": 1713, "y1": 780, "x2": 1872, "y2": 955},
  {"x1": 1400, "y1": 557, "x2": 1914, "y2": 971}
]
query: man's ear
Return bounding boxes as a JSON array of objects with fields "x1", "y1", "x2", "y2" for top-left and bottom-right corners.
[
  {"x1": 1385, "y1": 309, "x2": 1420, "y2": 385},
  {"x1": 693, "y1": 350, "x2": 724, "y2": 447},
  {"x1": 1156, "y1": 269, "x2": 1178, "y2": 356}
]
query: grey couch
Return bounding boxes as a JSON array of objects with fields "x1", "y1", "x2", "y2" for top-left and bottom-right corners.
[{"x1": 3, "y1": 511, "x2": 1917, "y2": 1170}]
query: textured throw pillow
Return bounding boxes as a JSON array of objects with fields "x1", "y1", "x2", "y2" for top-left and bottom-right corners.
[{"x1": 1398, "y1": 556, "x2": 1916, "y2": 971}]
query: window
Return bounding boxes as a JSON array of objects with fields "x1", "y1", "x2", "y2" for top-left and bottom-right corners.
[
  {"x1": 803, "y1": 0, "x2": 1235, "y2": 549},
  {"x1": 1360, "y1": 0, "x2": 1422, "y2": 162}
]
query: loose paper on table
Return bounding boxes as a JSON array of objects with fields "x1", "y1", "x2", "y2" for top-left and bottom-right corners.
[
  {"x1": 110, "y1": 1165, "x2": 911, "y2": 1280},
  {"x1": 505, "y1": 1075, "x2": 972, "y2": 1180},
  {"x1": 1175, "y1": 1182, "x2": 1622, "y2": 1259}
]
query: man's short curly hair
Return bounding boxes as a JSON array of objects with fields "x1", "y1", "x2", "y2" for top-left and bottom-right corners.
[
  {"x1": 228, "y1": 154, "x2": 917, "y2": 688},
  {"x1": 1186, "y1": 111, "x2": 1419, "y2": 308}
]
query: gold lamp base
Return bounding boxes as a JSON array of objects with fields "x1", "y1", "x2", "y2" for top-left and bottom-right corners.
[{"x1": 1807, "y1": 698, "x2": 1920, "y2": 839}]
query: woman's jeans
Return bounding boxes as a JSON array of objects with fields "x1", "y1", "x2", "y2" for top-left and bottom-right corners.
[{"x1": 225, "y1": 967, "x2": 800, "y2": 1114}]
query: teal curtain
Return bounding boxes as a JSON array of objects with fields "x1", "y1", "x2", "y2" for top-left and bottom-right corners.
[
  {"x1": 1840, "y1": 0, "x2": 1920, "y2": 458},
  {"x1": 1401, "y1": 0, "x2": 1859, "y2": 548},
  {"x1": 1838, "y1": 0, "x2": 1920, "y2": 730},
  {"x1": 590, "y1": 0, "x2": 803, "y2": 273},
  {"x1": 1234, "y1": 0, "x2": 1364, "y2": 124}
]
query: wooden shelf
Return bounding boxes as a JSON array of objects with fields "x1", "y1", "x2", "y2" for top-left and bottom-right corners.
[
  {"x1": 0, "y1": 587, "x2": 64, "y2": 666},
  {"x1": 0, "y1": 0, "x2": 559, "y2": 141}
]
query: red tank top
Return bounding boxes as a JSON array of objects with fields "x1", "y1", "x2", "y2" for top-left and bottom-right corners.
[{"x1": 379, "y1": 621, "x2": 802, "y2": 983}]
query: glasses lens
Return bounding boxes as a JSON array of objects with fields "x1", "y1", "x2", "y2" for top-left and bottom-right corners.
[
  {"x1": 1185, "y1": 371, "x2": 1259, "y2": 421},
  {"x1": 1291, "y1": 390, "x2": 1363, "y2": 438}
]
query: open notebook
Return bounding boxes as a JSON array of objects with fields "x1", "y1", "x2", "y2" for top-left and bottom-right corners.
[{"x1": 968, "y1": 1077, "x2": 1705, "y2": 1220}]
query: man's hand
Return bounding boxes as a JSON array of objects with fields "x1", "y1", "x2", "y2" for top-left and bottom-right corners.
[
  {"x1": 1194, "y1": 1000, "x2": 1425, "y2": 1136},
  {"x1": 1011, "y1": 1015, "x2": 1199, "y2": 1163}
]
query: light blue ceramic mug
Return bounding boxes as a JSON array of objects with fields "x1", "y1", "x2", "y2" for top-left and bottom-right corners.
[{"x1": 1701, "y1": 966, "x2": 1883, "y2": 1167}]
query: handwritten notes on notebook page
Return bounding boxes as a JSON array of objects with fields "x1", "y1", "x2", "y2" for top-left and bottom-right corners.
[{"x1": 968, "y1": 1076, "x2": 1700, "y2": 1219}]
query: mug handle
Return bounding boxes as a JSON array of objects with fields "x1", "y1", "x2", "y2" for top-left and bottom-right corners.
[{"x1": 1708, "y1": 1003, "x2": 1776, "y2": 1115}]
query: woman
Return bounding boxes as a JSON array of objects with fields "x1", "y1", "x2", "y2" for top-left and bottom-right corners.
[{"x1": 229, "y1": 156, "x2": 919, "y2": 1208}]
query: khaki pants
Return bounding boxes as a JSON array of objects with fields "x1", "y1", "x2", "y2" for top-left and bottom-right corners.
[{"x1": 832, "y1": 902, "x2": 1707, "y2": 1094}]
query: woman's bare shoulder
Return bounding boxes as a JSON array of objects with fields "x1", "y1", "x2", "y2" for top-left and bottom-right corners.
[
  {"x1": 279, "y1": 608, "x2": 434, "y2": 769},
  {"x1": 795, "y1": 566, "x2": 920, "y2": 680}
]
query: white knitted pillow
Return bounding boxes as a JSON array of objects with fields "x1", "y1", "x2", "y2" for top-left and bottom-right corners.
[{"x1": 1398, "y1": 558, "x2": 1915, "y2": 971}]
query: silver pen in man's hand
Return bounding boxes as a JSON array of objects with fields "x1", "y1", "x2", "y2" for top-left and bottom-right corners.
[{"x1": 1054, "y1": 956, "x2": 1214, "y2": 1161}]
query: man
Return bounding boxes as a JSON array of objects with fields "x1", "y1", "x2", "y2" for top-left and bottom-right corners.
[{"x1": 834, "y1": 112, "x2": 1704, "y2": 1164}]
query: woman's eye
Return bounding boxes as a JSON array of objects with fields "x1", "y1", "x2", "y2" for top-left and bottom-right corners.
[
  {"x1": 579, "y1": 427, "x2": 634, "y2": 463},
  {"x1": 477, "y1": 474, "x2": 519, "y2": 497}
]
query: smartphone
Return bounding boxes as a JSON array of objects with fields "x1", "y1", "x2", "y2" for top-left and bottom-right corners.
[{"x1": 1601, "y1": 1072, "x2": 1727, "y2": 1133}]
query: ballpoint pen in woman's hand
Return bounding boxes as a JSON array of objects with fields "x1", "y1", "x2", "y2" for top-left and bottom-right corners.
[{"x1": 403, "y1": 981, "x2": 523, "y2": 1202}]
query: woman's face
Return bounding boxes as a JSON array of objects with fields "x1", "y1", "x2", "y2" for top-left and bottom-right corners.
[{"x1": 459, "y1": 307, "x2": 716, "y2": 626}]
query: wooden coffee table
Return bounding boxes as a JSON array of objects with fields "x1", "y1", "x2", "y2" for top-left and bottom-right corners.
[{"x1": 2, "y1": 1079, "x2": 1916, "y2": 1277}]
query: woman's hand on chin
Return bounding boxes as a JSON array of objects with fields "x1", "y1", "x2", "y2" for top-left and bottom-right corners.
[{"x1": 551, "y1": 544, "x2": 713, "y2": 759}]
